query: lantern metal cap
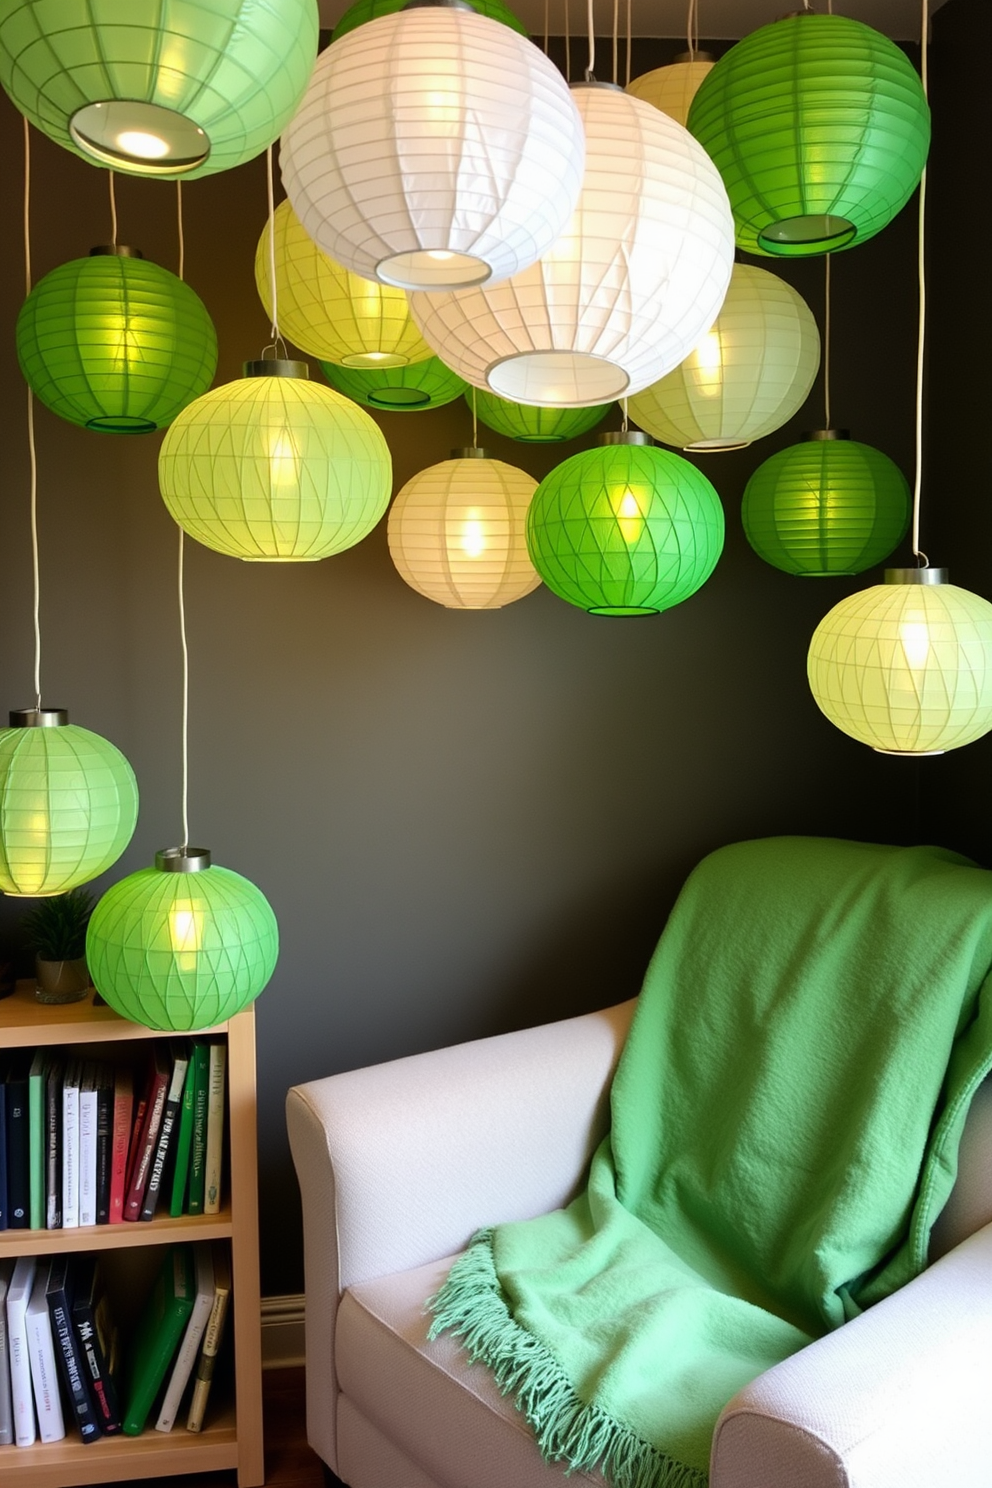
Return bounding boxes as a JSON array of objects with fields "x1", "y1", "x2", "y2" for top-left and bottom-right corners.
[
  {"x1": 402, "y1": 0, "x2": 477, "y2": 10},
  {"x1": 89, "y1": 245, "x2": 145, "y2": 259},
  {"x1": 600, "y1": 430, "x2": 654, "y2": 447},
  {"x1": 155, "y1": 847, "x2": 212, "y2": 874},
  {"x1": 243, "y1": 359, "x2": 309, "y2": 380},
  {"x1": 9, "y1": 708, "x2": 68, "y2": 728},
  {"x1": 885, "y1": 567, "x2": 948, "y2": 586},
  {"x1": 451, "y1": 446, "x2": 493, "y2": 459},
  {"x1": 804, "y1": 428, "x2": 850, "y2": 442},
  {"x1": 673, "y1": 49, "x2": 715, "y2": 61}
]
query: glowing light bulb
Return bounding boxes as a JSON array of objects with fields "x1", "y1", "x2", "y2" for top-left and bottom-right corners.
[
  {"x1": 900, "y1": 618, "x2": 930, "y2": 669},
  {"x1": 268, "y1": 431, "x2": 300, "y2": 487},
  {"x1": 689, "y1": 329, "x2": 723, "y2": 397},
  {"x1": 460, "y1": 513, "x2": 487, "y2": 557},
  {"x1": 116, "y1": 130, "x2": 171, "y2": 160},
  {"x1": 616, "y1": 489, "x2": 644, "y2": 545},
  {"x1": 426, "y1": 251, "x2": 455, "y2": 262},
  {"x1": 169, "y1": 900, "x2": 203, "y2": 972}
]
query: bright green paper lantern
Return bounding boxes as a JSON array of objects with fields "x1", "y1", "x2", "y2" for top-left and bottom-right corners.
[
  {"x1": 742, "y1": 432, "x2": 910, "y2": 577},
  {"x1": 332, "y1": 0, "x2": 527, "y2": 41},
  {"x1": 0, "y1": 708, "x2": 138, "y2": 898},
  {"x1": 470, "y1": 390, "x2": 612, "y2": 443},
  {"x1": 687, "y1": 13, "x2": 931, "y2": 257},
  {"x1": 321, "y1": 357, "x2": 467, "y2": 412},
  {"x1": 0, "y1": 0, "x2": 318, "y2": 178},
  {"x1": 87, "y1": 848, "x2": 278, "y2": 1031},
  {"x1": 159, "y1": 360, "x2": 392, "y2": 561},
  {"x1": 526, "y1": 434, "x2": 725, "y2": 617},
  {"x1": 16, "y1": 247, "x2": 217, "y2": 434}
]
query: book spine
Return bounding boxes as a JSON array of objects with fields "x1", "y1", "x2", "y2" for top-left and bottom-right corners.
[
  {"x1": 7, "y1": 1068, "x2": 30, "y2": 1228},
  {"x1": 169, "y1": 1056, "x2": 198, "y2": 1217},
  {"x1": 0, "y1": 1278, "x2": 13, "y2": 1446},
  {"x1": 48, "y1": 1286, "x2": 100, "y2": 1442},
  {"x1": 7, "y1": 1284, "x2": 36, "y2": 1446},
  {"x1": 141, "y1": 1052, "x2": 189, "y2": 1222},
  {"x1": 108, "y1": 1070, "x2": 133, "y2": 1224},
  {"x1": 154, "y1": 1245, "x2": 214, "y2": 1432},
  {"x1": 204, "y1": 1043, "x2": 227, "y2": 1215},
  {"x1": 187, "y1": 1047, "x2": 210, "y2": 1216},
  {"x1": 186, "y1": 1279, "x2": 231, "y2": 1433},
  {"x1": 73, "y1": 1302, "x2": 122, "y2": 1435},
  {"x1": 28, "y1": 1054, "x2": 46, "y2": 1230},
  {"x1": 124, "y1": 1074, "x2": 168, "y2": 1222},
  {"x1": 78, "y1": 1079, "x2": 99, "y2": 1228},
  {"x1": 0, "y1": 1071, "x2": 7, "y2": 1231},
  {"x1": 62, "y1": 1067, "x2": 80, "y2": 1229},
  {"x1": 26, "y1": 1271, "x2": 65, "y2": 1443},
  {"x1": 45, "y1": 1063, "x2": 62, "y2": 1230}
]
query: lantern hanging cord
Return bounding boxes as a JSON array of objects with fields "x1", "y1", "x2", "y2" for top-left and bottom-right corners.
[
  {"x1": 912, "y1": 0, "x2": 929, "y2": 564},
  {"x1": 176, "y1": 180, "x2": 185, "y2": 281},
  {"x1": 625, "y1": 0, "x2": 631, "y2": 86},
  {"x1": 621, "y1": 397, "x2": 629, "y2": 434},
  {"x1": 23, "y1": 118, "x2": 41, "y2": 710},
  {"x1": 108, "y1": 170, "x2": 118, "y2": 247},
  {"x1": 177, "y1": 528, "x2": 191, "y2": 854},
  {"x1": 823, "y1": 254, "x2": 832, "y2": 430},
  {"x1": 564, "y1": 0, "x2": 570, "y2": 83},
  {"x1": 612, "y1": 0, "x2": 618, "y2": 83},
  {"x1": 687, "y1": 0, "x2": 697, "y2": 59},
  {"x1": 585, "y1": 0, "x2": 595, "y2": 80},
  {"x1": 543, "y1": 0, "x2": 549, "y2": 54},
  {"x1": 471, "y1": 386, "x2": 478, "y2": 447}
]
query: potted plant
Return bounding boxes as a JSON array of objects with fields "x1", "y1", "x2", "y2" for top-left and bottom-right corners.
[{"x1": 23, "y1": 887, "x2": 95, "y2": 1003}]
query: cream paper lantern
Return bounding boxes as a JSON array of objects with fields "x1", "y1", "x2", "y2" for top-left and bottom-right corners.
[
  {"x1": 626, "y1": 55, "x2": 716, "y2": 127},
  {"x1": 408, "y1": 83, "x2": 734, "y2": 406},
  {"x1": 388, "y1": 449, "x2": 540, "y2": 609},
  {"x1": 279, "y1": 5, "x2": 585, "y2": 291},
  {"x1": 628, "y1": 265, "x2": 820, "y2": 451},
  {"x1": 254, "y1": 200, "x2": 431, "y2": 367}
]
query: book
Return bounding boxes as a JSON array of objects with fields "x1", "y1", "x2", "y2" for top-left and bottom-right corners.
[
  {"x1": 154, "y1": 1241, "x2": 214, "y2": 1432},
  {"x1": 95, "y1": 1063, "x2": 114, "y2": 1224},
  {"x1": 46, "y1": 1255, "x2": 101, "y2": 1443},
  {"x1": 204, "y1": 1041, "x2": 227, "y2": 1215},
  {"x1": 0, "y1": 1055, "x2": 8, "y2": 1231},
  {"x1": 169, "y1": 1045, "x2": 201, "y2": 1217},
  {"x1": 28, "y1": 1049, "x2": 47, "y2": 1230},
  {"x1": 108, "y1": 1063, "x2": 133, "y2": 1224},
  {"x1": 45, "y1": 1055, "x2": 63, "y2": 1229},
  {"x1": 186, "y1": 1041, "x2": 211, "y2": 1215},
  {"x1": 0, "y1": 1258, "x2": 14, "y2": 1446},
  {"x1": 141, "y1": 1041, "x2": 190, "y2": 1222},
  {"x1": 78, "y1": 1061, "x2": 99, "y2": 1227},
  {"x1": 123, "y1": 1079, "x2": 148, "y2": 1197},
  {"x1": 7, "y1": 1255, "x2": 37, "y2": 1445},
  {"x1": 186, "y1": 1245, "x2": 232, "y2": 1433},
  {"x1": 62, "y1": 1057, "x2": 81, "y2": 1229},
  {"x1": 122, "y1": 1244, "x2": 196, "y2": 1436},
  {"x1": 71, "y1": 1257, "x2": 122, "y2": 1436},
  {"x1": 6, "y1": 1050, "x2": 32, "y2": 1228},
  {"x1": 123, "y1": 1046, "x2": 170, "y2": 1222},
  {"x1": 25, "y1": 1262, "x2": 65, "y2": 1442}
]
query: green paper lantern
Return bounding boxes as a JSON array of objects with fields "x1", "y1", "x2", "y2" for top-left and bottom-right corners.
[
  {"x1": 526, "y1": 436, "x2": 725, "y2": 617},
  {"x1": 687, "y1": 13, "x2": 930, "y2": 257},
  {"x1": 320, "y1": 357, "x2": 467, "y2": 412},
  {"x1": 159, "y1": 361, "x2": 392, "y2": 561},
  {"x1": 0, "y1": 709, "x2": 138, "y2": 898},
  {"x1": 87, "y1": 848, "x2": 278, "y2": 1031},
  {"x1": 470, "y1": 390, "x2": 612, "y2": 443},
  {"x1": 332, "y1": 0, "x2": 527, "y2": 41},
  {"x1": 16, "y1": 249, "x2": 218, "y2": 434},
  {"x1": 742, "y1": 434, "x2": 910, "y2": 576},
  {"x1": 0, "y1": 0, "x2": 318, "y2": 178}
]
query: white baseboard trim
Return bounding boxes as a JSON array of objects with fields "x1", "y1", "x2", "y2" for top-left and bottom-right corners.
[{"x1": 261, "y1": 1293, "x2": 306, "y2": 1370}]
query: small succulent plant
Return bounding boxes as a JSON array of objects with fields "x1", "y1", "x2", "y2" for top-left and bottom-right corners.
[{"x1": 22, "y1": 887, "x2": 95, "y2": 962}]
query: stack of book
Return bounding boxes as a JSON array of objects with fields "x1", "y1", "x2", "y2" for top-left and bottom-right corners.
[{"x1": 0, "y1": 1040, "x2": 227, "y2": 1230}]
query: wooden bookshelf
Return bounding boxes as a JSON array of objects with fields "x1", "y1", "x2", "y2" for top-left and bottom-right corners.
[{"x1": 0, "y1": 982, "x2": 264, "y2": 1487}]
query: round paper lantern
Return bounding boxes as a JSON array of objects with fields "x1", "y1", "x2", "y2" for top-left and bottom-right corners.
[
  {"x1": 742, "y1": 432, "x2": 910, "y2": 576},
  {"x1": 333, "y1": 0, "x2": 527, "y2": 41},
  {"x1": 16, "y1": 248, "x2": 217, "y2": 434},
  {"x1": 280, "y1": 5, "x2": 585, "y2": 290},
  {"x1": 254, "y1": 200, "x2": 431, "y2": 368},
  {"x1": 87, "y1": 848, "x2": 278, "y2": 1031},
  {"x1": 808, "y1": 570, "x2": 992, "y2": 755},
  {"x1": 158, "y1": 361, "x2": 392, "y2": 561},
  {"x1": 526, "y1": 434, "x2": 724, "y2": 616},
  {"x1": 471, "y1": 390, "x2": 611, "y2": 443},
  {"x1": 0, "y1": 0, "x2": 318, "y2": 178},
  {"x1": 626, "y1": 55, "x2": 715, "y2": 127},
  {"x1": 628, "y1": 265, "x2": 819, "y2": 452},
  {"x1": 409, "y1": 84, "x2": 733, "y2": 405},
  {"x1": 0, "y1": 708, "x2": 138, "y2": 898},
  {"x1": 687, "y1": 13, "x2": 931, "y2": 257},
  {"x1": 321, "y1": 357, "x2": 467, "y2": 411},
  {"x1": 388, "y1": 449, "x2": 540, "y2": 609}
]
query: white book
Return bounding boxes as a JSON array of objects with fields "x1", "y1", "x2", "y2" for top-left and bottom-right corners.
[
  {"x1": 78, "y1": 1062, "x2": 99, "y2": 1227},
  {"x1": 0, "y1": 1258, "x2": 14, "y2": 1446},
  {"x1": 25, "y1": 1264, "x2": 64, "y2": 1442},
  {"x1": 154, "y1": 1243, "x2": 215, "y2": 1432},
  {"x1": 203, "y1": 1042, "x2": 227, "y2": 1215},
  {"x1": 62, "y1": 1059, "x2": 81, "y2": 1229},
  {"x1": 6, "y1": 1256, "x2": 37, "y2": 1446}
]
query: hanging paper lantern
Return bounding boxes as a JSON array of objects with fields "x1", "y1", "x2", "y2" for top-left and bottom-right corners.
[
  {"x1": 808, "y1": 570, "x2": 992, "y2": 755},
  {"x1": 526, "y1": 434, "x2": 724, "y2": 616},
  {"x1": 0, "y1": 709, "x2": 138, "y2": 898},
  {"x1": 254, "y1": 200, "x2": 431, "y2": 368},
  {"x1": 159, "y1": 360, "x2": 392, "y2": 562},
  {"x1": 687, "y1": 13, "x2": 931, "y2": 257},
  {"x1": 628, "y1": 265, "x2": 819, "y2": 452},
  {"x1": 742, "y1": 432, "x2": 910, "y2": 576},
  {"x1": 409, "y1": 85, "x2": 733, "y2": 405},
  {"x1": 333, "y1": 0, "x2": 527, "y2": 40},
  {"x1": 280, "y1": 5, "x2": 585, "y2": 290},
  {"x1": 388, "y1": 449, "x2": 540, "y2": 610},
  {"x1": 16, "y1": 248, "x2": 217, "y2": 434},
  {"x1": 0, "y1": 0, "x2": 318, "y2": 178},
  {"x1": 626, "y1": 55, "x2": 715, "y2": 127},
  {"x1": 471, "y1": 390, "x2": 612, "y2": 443},
  {"x1": 321, "y1": 357, "x2": 467, "y2": 411},
  {"x1": 87, "y1": 848, "x2": 278, "y2": 1031}
]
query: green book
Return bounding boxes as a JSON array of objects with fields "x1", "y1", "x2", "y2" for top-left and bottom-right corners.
[
  {"x1": 28, "y1": 1050, "x2": 47, "y2": 1230},
  {"x1": 186, "y1": 1044, "x2": 211, "y2": 1217},
  {"x1": 122, "y1": 1245, "x2": 195, "y2": 1436},
  {"x1": 168, "y1": 1044, "x2": 202, "y2": 1218}
]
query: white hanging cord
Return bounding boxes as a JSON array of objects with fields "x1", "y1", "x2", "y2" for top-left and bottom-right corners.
[
  {"x1": 585, "y1": 0, "x2": 595, "y2": 80},
  {"x1": 23, "y1": 119, "x2": 41, "y2": 710},
  {"x1": 625, "y1": 0, "x2": 631, "y2": 86},
  {"x1": 471, "y1": 386, "x2": 478, "y2": 447},
  {"x1": 108, "y1": 170, "x2": 118, "y2": 247},
  {"x1": 611, "y1": 0, "x2": 618, "y2": 83},
  {"x1": 912, "y1": 0, "x2": 928, "y2": 562},
  {"x1": 564, "y1": 0, "x2": 571, "y2": 82},
  {"x1": 687, "y1": 0, "x2": 696, "y2": 60},
  {"x1": 823, "y1": 253, "x2": 832, "y2": 429},
  {"x1": 177, "y1": 528, "x2": 191, "y2": 853},
  {"x1": 621, "y1": 396, "x2": 629, "y2": 433},
  {"x1": 176, "y1": 180, "x2": 185, "y2": 281},
  {"x1": 264, "y1": 144, "x2": 287, "y2": 359},
  {"x1": 543, "y1": 0, "x2": 549, "y2": 53}
]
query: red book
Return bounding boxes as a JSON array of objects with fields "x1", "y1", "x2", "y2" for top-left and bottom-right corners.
[
  {"x1": 108, "y1": 1066, "x2": 134, "y2": 1224},
  {"x1": 124, "y1": 1089, "x2": 148, "y2": 1196},
  {"x1": 123, "y1": 1048, "x2": 170, "y2": 1223}
]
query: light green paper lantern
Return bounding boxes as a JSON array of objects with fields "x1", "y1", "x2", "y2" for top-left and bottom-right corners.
[
  {"x1": 470, "y1": 390, "x2": 612, "y2": 443},
  {"x1": 0, "y1": 0, "x2": 318, "y2": 178},
  {"x1": 159, "y1": 360, "x2": 392, "y2": 561},
  {"x1": 16, "y1": 248, "x2": 218, "y2": 434},
  {"x1": 332, "y1": 0, "x2": 527, "y2": 41},
  {"x1": 687, "y1": 13, "x2": 930, "y2": 257},
  {"x1": 87, "y1": 848, "x2": 278, "y2": 1031},
  {"x1": 321, "y1": 357, "x2": 467, "y2": 412},
  {"x1": 0, "y1": 708, "x2": 138, "y2": 898},
  {"x1": 526, "y1": 434, "x2": 725, "y2": 617},
  {"x1": 742, "y1": 433, "x2": 910, "y2": 576}
]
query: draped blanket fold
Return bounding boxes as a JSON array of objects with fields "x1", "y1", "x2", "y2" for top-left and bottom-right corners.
[{"x1": 428, "y1": 837, "x2": 992, "y2": 1487}]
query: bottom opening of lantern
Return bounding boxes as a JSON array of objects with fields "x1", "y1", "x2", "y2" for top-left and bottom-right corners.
[
  {"x1": 487, "y1": 350, "x2": 630, "y2": 408},
  {"x1": 758, "y1": 213, "x2": 857, "y2": 255}
]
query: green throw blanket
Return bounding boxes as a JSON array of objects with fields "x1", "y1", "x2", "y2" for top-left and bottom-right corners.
[{"x1": 429, "y1": 836, "x2": 992, "y2": 1488}]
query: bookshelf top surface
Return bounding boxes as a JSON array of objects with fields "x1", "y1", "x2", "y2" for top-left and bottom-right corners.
[{"x1": 0, "y1": 980, "x2": 232, "y2": 1046}]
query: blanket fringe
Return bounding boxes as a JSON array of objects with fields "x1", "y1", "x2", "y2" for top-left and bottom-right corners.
[{"x1": 427, "y1": 1231, "x2": 707, "y2": 1488}]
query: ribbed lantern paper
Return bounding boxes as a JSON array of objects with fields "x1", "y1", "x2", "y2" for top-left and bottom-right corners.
[
  {"x1": 471, "y1": 390, "x2": 611, "y2": 443},
  {"x1": 322, "y1": 357, "x2": 467, "y2": 411},
  {"x1": 0, "y1": 0, "x2": 318, "y2": 178},
  {"x1": 159, "y1": 364, "x2": 392, "y2": 561},
  {"x1": 254, "y1": 200, "x2": 431, "y2": 368},
  {"x1": 16, "y1": 250, "x2": 217, "y2": 433},
  {"x1": 409, "y1": 85, "x2": 734, "y2": 406},
  {"x1": 333, "y1": 0, "x2": 527, "y2": 40},
  {"x1": 687, "y1": 14, "x2": 931, "y2": 257},
  {"x1": 388, "y1": 452, "x2": 540, "y2": 609},
  {"x1": 628, "y1": 265, "x2": 819, "y2": 452},
  {"x1": 742, "y1": 436, "x2": 910, "y2": 576},
  {"x1": 526, "y1": 438, "x2": 724, "y2": 616},
  {"x1": 808, "y1": 574, "x2": 992, "y2": 755},
  {"x1": 280, "y1": 6, "x2": 585, "y2": 290},
  {"x1": 626, "y1": 59, "x2": 715, "y2": 127},
  {"x1": 0, "y1": 711, "x2": 138, "y2": 897}
]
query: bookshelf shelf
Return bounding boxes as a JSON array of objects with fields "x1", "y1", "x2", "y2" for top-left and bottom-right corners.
[{"x1": 0, "y1": 1206, "x2": 233, "y2": 1256}]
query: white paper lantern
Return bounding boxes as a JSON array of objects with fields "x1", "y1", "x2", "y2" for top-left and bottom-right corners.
[
  {"x1": 280, "y1": 6, "x2": 585, "y2": 291},
  {"x1": 626, "y1": 57, "x2": 716, "y2": 127},
  {"x1": 408, "y1": 84, "x2": 734, "y2": 406},
  {"x1": 628, "y1": 265, "x2": 820, "y2": 451}
]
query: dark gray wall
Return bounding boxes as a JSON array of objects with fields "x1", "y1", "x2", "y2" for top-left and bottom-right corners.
[{"x1": 0, "y1": 36, "x2": 930, "y2": 1292}]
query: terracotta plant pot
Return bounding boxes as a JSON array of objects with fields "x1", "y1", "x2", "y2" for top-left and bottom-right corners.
[{"x1": 35, "y1": 954, "x2": 90, "y2": 1004}]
